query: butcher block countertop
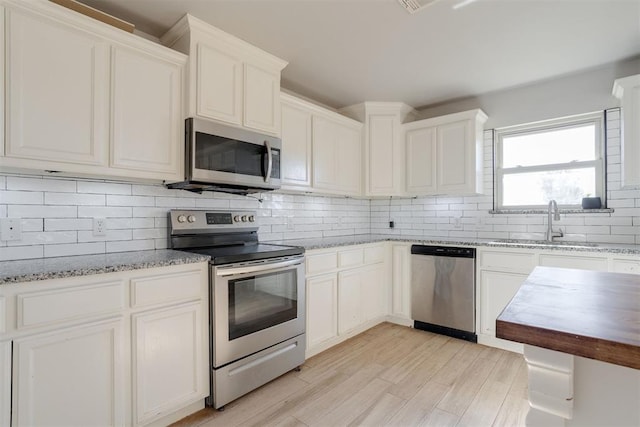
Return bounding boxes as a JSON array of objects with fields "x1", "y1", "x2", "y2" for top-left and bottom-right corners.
[{"x1": 496, "y1": 266, "x2": 640, "y2": 370}]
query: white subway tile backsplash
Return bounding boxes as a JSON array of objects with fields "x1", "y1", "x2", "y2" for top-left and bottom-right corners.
[
  {"x1": 107, "y1": 195, "x2": 154, "y2": 206},
  {"x1": 45, "y1": 192, "x2": 105, "y2": 206},
  {"x1": 44, "y1": 242, "x2": 105, "y2": 258},
  {"x1": 77, "y1": 181, "x2": 132, "y2": 195},
  {"x1": 0, "y1": 245, "x2": 43, "y2": 261},
  {"x1": 106, "y1": 239, "x2": 155, "y2": 253},
  {"x1": 9, "y1": 205, "x2": 77, "y2": 218},
  {"x1": 0, "y1": 190, "x2": 44, "y2": 205},
  {"x1": 78, "y1": 206, "x2": 131, "y2": 218},
  {"x1": 7, "y1": 176, "x2": 76, "y2": 192},
  {"x1": 45, "y1": 218, "x2": 93, "y2": 231}
]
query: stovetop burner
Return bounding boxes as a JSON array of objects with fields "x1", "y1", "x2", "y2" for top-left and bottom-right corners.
[{"x1": 168, "y1": 209, "x2": 304, "y2": 264}]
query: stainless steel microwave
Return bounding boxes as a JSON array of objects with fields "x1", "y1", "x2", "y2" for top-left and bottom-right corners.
[{"x1": 167, "y1": 118, "x2": 281, "y2": 194}]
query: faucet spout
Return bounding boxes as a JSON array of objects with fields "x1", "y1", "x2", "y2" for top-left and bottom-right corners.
[{"x1": 546, "y1": 200, "x2": 563, "y2": 242}]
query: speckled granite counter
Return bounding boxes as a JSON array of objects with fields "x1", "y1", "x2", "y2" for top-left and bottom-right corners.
[
  {"x1": 273, "y1": 234, "x2": 640, "y2": 255},
  {"x1": 0, "y1": 250, "x2": 210, "y2": 285}
]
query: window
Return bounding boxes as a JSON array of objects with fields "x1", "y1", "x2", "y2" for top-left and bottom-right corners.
[{"x1": 494, "y1": 112, "x2": 605, "y2": 209}]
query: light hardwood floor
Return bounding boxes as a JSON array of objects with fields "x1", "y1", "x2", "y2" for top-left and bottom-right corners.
[{"x1": 173, "y1": 323, "x2": 529, "y2": 427}]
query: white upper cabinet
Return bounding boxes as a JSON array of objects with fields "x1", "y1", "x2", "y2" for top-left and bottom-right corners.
[
  {"x1": 280, "y1": 93, "x2": 313, "y2": 190},
  {"x1": 110, "y1": 45, "x2": 184, "y2": 180},
  {"x1": 312, "y1": 114, "x2": 362, "y2": 196},
  {"x1": 340, "y1": 102, "x2": 417, "y2": 197},
  {"x1": 613, "y1": 74, "x2": 640, "y2": 188},
  {"x1": 0, "y1": 0, "x2": 187, "y2": 182},
  {"x1": 403, "y1": 109, "x2": 488, "y2": 196},
  {"x1": 406, "y1": 126, "x2": 436, "y2": 194},
  {"x1": 161, "y1": 14, "x2": 287, "y2": 136},
  {"x1": 4, "y1": 6, "x2": 109, "y2": 166}
]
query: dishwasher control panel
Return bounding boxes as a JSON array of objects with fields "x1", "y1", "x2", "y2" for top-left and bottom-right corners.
[{"x1": 411, "y1": 245, "x2": 475, "y2": 258}]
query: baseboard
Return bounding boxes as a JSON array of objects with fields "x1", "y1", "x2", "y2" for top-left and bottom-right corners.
[
  {"x1": 143, "y1": 399, "x2": 205, "y2": 427},
  {"x1": 385, "y1": 315, "x2": 413, "y2": 327},
  {"x1": 477, "y1": 333, "x2": 524, "y2": 354}
]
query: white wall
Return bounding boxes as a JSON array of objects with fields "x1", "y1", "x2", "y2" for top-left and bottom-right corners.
[
  {"x1": 371, "y1": 109, "x2": 640, "y2": 245},
  {"x1": 417, "y1": 57, "x2": 640, "y2": 129}
]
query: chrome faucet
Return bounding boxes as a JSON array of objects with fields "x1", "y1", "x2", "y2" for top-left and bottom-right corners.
[{"x1": 546, "y1": 200, "x2": 563, "y2": 242}]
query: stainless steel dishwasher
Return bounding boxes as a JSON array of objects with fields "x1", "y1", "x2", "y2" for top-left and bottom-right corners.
[{"x1": 411, "y1": 245, "x2": 476, "y2": 342}]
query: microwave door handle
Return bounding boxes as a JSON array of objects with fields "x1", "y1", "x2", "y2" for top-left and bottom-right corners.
[
  {"x1": 264, "y1": 140, "x2": 272, "y2": 183},
  {"x1": 216, "y1": 258, "x2": 303, "y2": 277}
]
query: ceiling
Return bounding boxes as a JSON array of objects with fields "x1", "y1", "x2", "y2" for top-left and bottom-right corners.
[{"x1": 78, "y1": 0, "x2": 640, "y2": 110}]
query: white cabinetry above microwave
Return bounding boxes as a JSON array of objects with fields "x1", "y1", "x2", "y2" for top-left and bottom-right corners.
[
  {"x1": 404, "y1": 109, "x2": 488, "y2": 196},
  {"x1": 0, "y1": 0, "x2": 186, "y2": 183},
  {"x1": 612, "y1": 74, "x2": 640, "y2": 188},
  {"x1": 161, "y1": 14, "x2": 288, "y2": 136}
]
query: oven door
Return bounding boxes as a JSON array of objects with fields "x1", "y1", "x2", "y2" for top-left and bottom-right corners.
[{"x1": 211, "y1": 255, "x2": 305, "y2": 368}]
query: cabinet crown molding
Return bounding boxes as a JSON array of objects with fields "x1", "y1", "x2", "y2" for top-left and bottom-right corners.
[
  {"x1": 405, "y1": 108, "x2": 488, "y2": 130},
  {"x1": 612, "y1": 73, "x2": 640, "y2": 99},
  {"x1": 161, "y1": 13, "x2": 288, "y2": 71},
  {"x1": 339, "y1": 102, "x2": 418, "y2": 123}
]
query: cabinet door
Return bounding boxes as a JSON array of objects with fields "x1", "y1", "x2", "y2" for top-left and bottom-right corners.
[
  {"x1": 111, "y1": 46, "x2": 183, "y2": 180},
  {"x1": 12, "y1": 319, "x2": 125, "y2": 427},
  {"x1": 132, "y1": 301, "x2": 205, "y2": 426},
  {"x1": 361, "y1": 264, "x2": 386, "y2": 322},
  {"x1": 336, "y1": 123, "x2": 362, "y2": 196},
  {"x1": 338, "y1": 269, "x2": 362, "y2": 334},
  {"x1": 436, "y1": 120, "x2": 473, "y2": 193},
  {"x1": 312, "y1": 115, "x2": 339, "y2": 191},
  {"x1": 610, "y1": 258, "x2": 640, "y2": 274},
  {"x1": 479, "y1": 270, "x2": 527, "y2": 335},
  {"x1": 0, "y1": 341, "x2": 9, "y2": 427},
  {"x1": 368, "y1": 115, "x2": 396, "y2": 195},
  {"x1": 281, "y1": 100, "x2": 312, "y2": 188},
  {"x1": 392, "y1": 244, "x2": 412, "y2": 320},
  {"x1": 406, "y1": 126, "x2": 437, "y2": 194},
  {"x1": 244, "y1": 63, "x2": 279, "y2": 134},
  {"x1": 306, "y1": 274, "x2": 338, "y2": 350},
  {"x1": 196, "y1": 43, "x2": 242, "y2": 125},
  {"x1": 5, "y1": 8, "x2": 109, "y2": 165}
]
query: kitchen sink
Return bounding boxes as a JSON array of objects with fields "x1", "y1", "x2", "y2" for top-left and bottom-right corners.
[{"x1": 488, "y1": 239, "x2": 599, "y2": 248}]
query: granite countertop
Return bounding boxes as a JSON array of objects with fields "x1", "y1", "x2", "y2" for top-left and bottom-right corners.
[
  {"x1": 496, "y1": 266, "x2": 640, "y2": 370},
  {"x1": 0, "y1": 249, "x2": 210, "y2": 285},
  {"x1": 275, "y1": 234, "x2": 640, "y2": 255}
]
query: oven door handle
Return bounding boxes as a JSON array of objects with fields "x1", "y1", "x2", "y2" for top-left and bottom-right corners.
[{"x1": 216, "y1": 257, "x2": 303, "y2": 277}]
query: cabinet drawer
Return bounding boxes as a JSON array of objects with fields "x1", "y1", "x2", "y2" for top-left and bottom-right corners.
[
  {"x1": 539, "y1": 254, "x2": 608, "y2": 271},
  {"x1": 364, "y1": 245, "x2": 385, "y2": 264},
  {"x1": 479, "y1": 250, "x2": 536, "y2": 274},
  {"x1": 131, "y1": 270, "x2": 203, "y2": 308},
  {"x1": 306, "y1": 252, "x2": 338, "y2": 275},
  {"x1": 17, "y1": 281, "x2": 125, "y2": 329},
  {"x1": 610, "y1": 258, "x2": 640, "y2": 275},
  {"x1": 338, "y1": 248, "x2": 364, "y2": 268}
]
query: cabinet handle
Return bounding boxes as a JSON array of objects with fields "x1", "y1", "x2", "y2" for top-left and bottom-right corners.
[{"x1": 264, "y1": 140, "x2": 272, "y2": 183}]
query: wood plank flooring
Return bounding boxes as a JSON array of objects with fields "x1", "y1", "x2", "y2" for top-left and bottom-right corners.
[{"x1": 172, "y1": 323, "x2": 529, "y2": 427}]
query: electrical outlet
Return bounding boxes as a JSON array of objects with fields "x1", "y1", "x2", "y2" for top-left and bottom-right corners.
[
  {"x1": 453, "y1": 216, "x2": 463, "y2": 229},
  {"x1": 93, "y1": 218, "x2": 106, "y2": 236},
  {"x1": 0, "y1": 218, "x2": 22, "y2": 241},
  {"x1": 286, "y1": 217, "x2": 294, "y2": 231}
]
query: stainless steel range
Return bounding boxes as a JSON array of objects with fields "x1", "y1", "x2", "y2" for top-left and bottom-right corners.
[{"x1": 169, "y1": 210, "x2": 306, "y2": 410}]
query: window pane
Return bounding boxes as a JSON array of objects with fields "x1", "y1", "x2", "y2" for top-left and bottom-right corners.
[
  {"x1": 502, "y1": 168, "x2": 596, "y2": 206},
  {"x1": 502, "y1": 125, "x2": 596, "y2": 168}
]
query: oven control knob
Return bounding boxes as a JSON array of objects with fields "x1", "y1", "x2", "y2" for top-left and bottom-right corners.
[
  {"x1": 248, "y1": 215, "x2": 255, "y2": 222},
  {"x1": 234, "y1": 215, "x2": 240, "y2": 223},
  {"x1": 241, "y1": 215, "x2": 248, "y2": 222},
  {"x1": 177, "y1": 215, "x2": 187, "y2": 223},
  {"x1": 187, "y1": 215, "x2": 196, "y2": 223}
]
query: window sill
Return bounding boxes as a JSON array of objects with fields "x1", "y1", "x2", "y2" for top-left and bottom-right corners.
[{"x1": 489, "y1": 208, "x2": 614, "y2": 214}]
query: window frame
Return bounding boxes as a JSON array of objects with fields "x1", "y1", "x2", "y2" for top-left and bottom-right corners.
[{"x1": 494, "y1": 112, "x2": 605, "y2": 210}]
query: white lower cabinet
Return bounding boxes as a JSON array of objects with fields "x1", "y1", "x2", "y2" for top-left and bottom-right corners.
[
  {"x1": 610, "y1": 257, "x2": 640, "y2": 274},
  {"x1": 2, "y1": 261, "x2": 209, "y2": 427},
  {"x1": 479, "y1": 270, "x2": 528, "y2": 336},
  {"x1": 12, "y1": 319, "x2": 125, "y2": 427},
  {"x1": 305, "y1": 243, "x2": 388, "y2": 357},
  {"x1": 306, "y1": 274, "x2": 338, "y2": 350},
  {"x1": 133, "y1": 302, "x2": 205, "y2": 426},
  {"x1": 538, "y1": 253, "x2": 608, "y2": 271},
  {"x1": 337, "y1": 269, "x2": 363, "y2": 334},
  {"x1": 1, "y1": 341, "x2": 11, "y2": 427},
  {"x1": 390, "y1": 243, "x2": 412, "y2": 324}
]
